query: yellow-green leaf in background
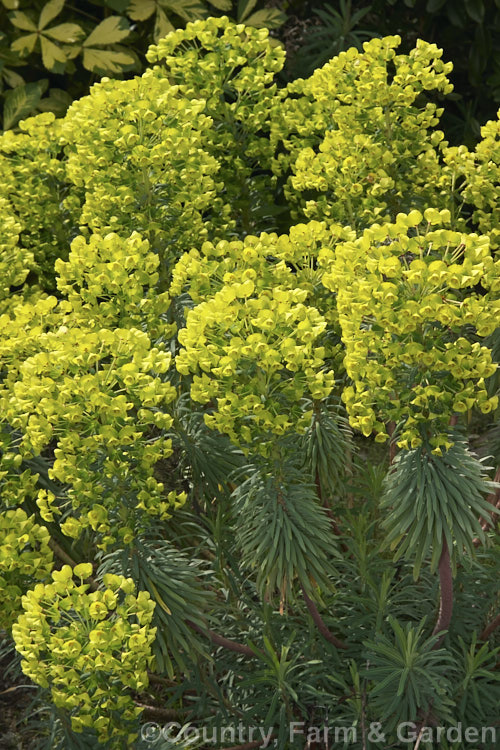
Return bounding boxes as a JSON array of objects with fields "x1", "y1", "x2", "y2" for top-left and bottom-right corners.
[
  {"x1": 11, "y1": 33, "x2": 38, "y2": 56},
  {"x1": 237, "y1": 0, "x2": 257, "y2": 22},
  {"x1": 3, "y1": 78, "x2": 48, "y2": 129},
  {"x1": 62, "y1": 44, "x2": 81, "y2": 60},
  {"x1": 37, "y1": 87, "x2": 72, "y2": 116},
  {"x1": 82, "y1": 46, "x2": 135, "y2": 73},
  {"x1": 2, "y1": 68, "x2": 25, "y2": 88},
  {"x1": 38, "y1": 0, "x2": 65, "y2": 30},
  {"x1": 83, "y1": 16, "x2": 131, "y2": 47},
  {"x1": 128, "y1": 0, "x2": 156, "y2": 21},
  {"x1": 163, "y1": 0, "x2": 207, "y2": 21},
  {"x1": 207, "y1": 0, "x2": 232, "y2": 10},
  {"x1": 40, "y1": 35, "x2": 67, "y2": 69},
  {"x1": 2, "y1": 0, "x2": 20, "y2": 9},
  {"x1": 244, "y1": 8, "x2": 286, "y2": 28},
  {"x1": 155, "y1": 7, "x2": 175, "y2": 40},
  {"x1": 8, "y1": 10, "x2": 37, "y2": 31},
  {"x1": 45, "y1": 23, "x2": 84, "y2": 43}
]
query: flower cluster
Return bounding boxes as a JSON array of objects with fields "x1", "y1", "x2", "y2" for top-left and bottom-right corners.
[
  {"x1": 0, "y1": 232, "x2": 185, "y2": 549},
  {"x1": 0, "y1": 112, "x2": 67, "y2": 289},
  {"x1": 0, "y1": 508, "x2": 53, "y2": 628},
  {"x1": 147, "y1": 15, "x2": 285, "y2": 234},
  {"x1": 61, "y1": 71, "x2": 222, "y2": 277},
  {"x1": 12, "y1": 567, "x2": 156, "y2": 746},
  {"x1": 171, "y1": 220, "x2": 352, "y2": 365},
  {"x1": 0, "y1": 196, "x2": 31, "y2": 302},
  {"x1": 272, "y1": 36, "x2": 453, "y2": 229},
  {"x1": 55, "y1": 231, "x2": 173, "y2": 336},
  {"x1": 176, "y1": 283, "x2": 334, "y2": 447},
  {"x1": 461, "y1": 113, "x2": 500, "y2": 248},
  {"x1": 321, "y1": 210, "x2": 499, "y2": 452}
]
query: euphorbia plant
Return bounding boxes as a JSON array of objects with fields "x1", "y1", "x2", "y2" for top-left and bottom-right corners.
[{"x1": 0, "y1": 17, "x2": 498, "y2": 750}]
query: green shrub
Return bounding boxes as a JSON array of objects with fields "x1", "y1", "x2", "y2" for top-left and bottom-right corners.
[{"x1": 0, "y1": 17, "x2": 498, "y2": 749}]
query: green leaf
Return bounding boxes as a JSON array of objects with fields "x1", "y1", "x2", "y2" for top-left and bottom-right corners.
[
  {"x1": 2, "y1": 67, "x2": 24, "y2": 87},
  {"x1": 464, "y1": 0, "x2": 485, "y2": 23},
  {"x1": 82, "y1": 46, "x2": 135, "y2": 73},
  {"x1": 38, "y1": 0, "x2": 65, "y2": 30},
  {"x1": 3, "y1": 78, "x2": 48, "y2": 129},
  {"x1": 37, "y1": 86, "x2": 72, "y2": 115},
  {"x1": 45, "y1": 22, "x2": 84, "y2": 43},
  {"x1": 8, "y1": 10, "x2": 37, "y2": 31},
  {"x1": 11, "y1": 33, "x2": 38, "y2": 56},
  {"x1": 128, "y1": 0, "x2": 156, "y2": 21},
  {"x1": 154, "y1": 7, "x2": 175, "y2": 40},
  {"x1": 237, "y1": 0, "x2": 258, "y2": 22},
  {"x1": 206, "y1": 0, "x2": 232, "y2": 9},
  {"x1": 83, "y1": 16, "x2": 130, "y2": 47},
  {"x1": 2, "y1": 0, "x2": 20, "y2": 9},
  {"x1": 40, "y1": 35, "x2": 66, "y2": 70},
  {"x1": 426, "y1": 0, "x2": 446, "y2": 11},
  {"x1": 244, "y1": 8, "x2": 286, "y2": 28},
  {"x1": 105, "y1": 0, "x2": 130, "y2": 10},
  {"x1": 163, "y1": 0, "x2": 207, "y2": 21}
]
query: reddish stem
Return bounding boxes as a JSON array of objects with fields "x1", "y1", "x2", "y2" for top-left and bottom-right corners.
[
  {"x1": 480, "y1": 613, "x2": 500, "y2": 641},
  {"x1": 187, "y1": 620, "x2": 254, "y2": 657},
  {"x1": 301, "y1": 584, "x2": 347, "y2": 650},
  {"x1": 431, "y1": 537, "x2": 453, "y2": 649}
]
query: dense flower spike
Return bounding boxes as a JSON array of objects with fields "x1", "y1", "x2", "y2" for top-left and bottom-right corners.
[
  {"x1": 176, "y1": 282, "x2": 334, "y2": 448},
  {"x1": 147, "y1": 16, "x2": 285, "y2": 235},
  {"x1": 0, "y1": 508, "x2": 53, "y2": 628},
  {"x1": 0, "y1": 112, "x2": 68, "y2": 288},
  {"x1": 272, "y1": 36, "x2": 454, "y2": 229},
  {"x1": 0, "y1": 196, "x2": 30, "y2": 301},
  {"x1": 0, "y1": 232, "x2": 184, "y2": 549},
  {"x1": 321, "y1": 211, "x2": 499, "y2": 452},
  {"x1": 12, "y1": 569, "x2": 156, "y2": 746},
  {"x1": 62, "y1": 71, "x2": 221, "y2": 282},
  {"x1": 461, "y1": 113, "x2": 500, "y2": 249}
]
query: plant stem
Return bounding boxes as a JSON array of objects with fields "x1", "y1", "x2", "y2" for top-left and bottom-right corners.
[
  {"x1": 480, "y1": 612, "x2": 500, "y2": 641},
  {"x1": 431, "y1": 536, "x2": 453, "y2": 648},
  {"x1": 301, "y1": 584, "x2": 347, "y2": 650},
  {"x1": 186, "y1": 620, "x2": 255, "y2": 657}
]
